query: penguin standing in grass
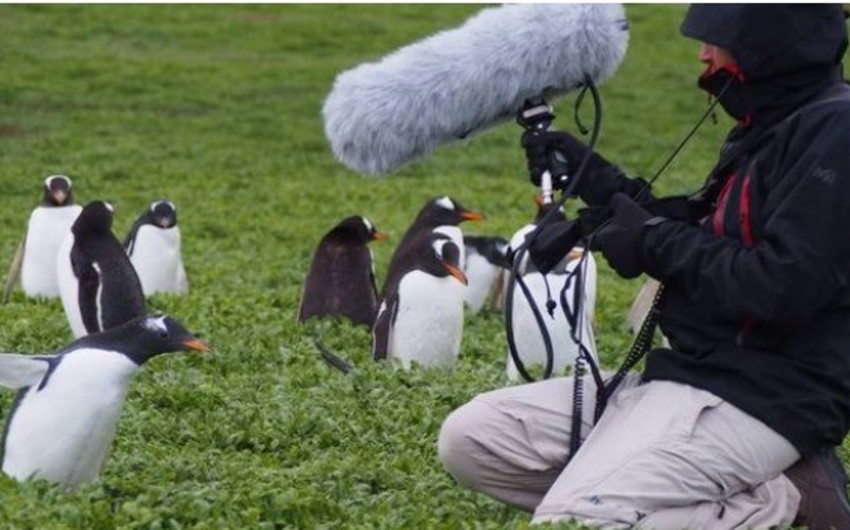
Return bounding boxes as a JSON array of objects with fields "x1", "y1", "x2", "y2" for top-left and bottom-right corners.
[
  {"x1": 57, "y1": 201, "x2": 147, "y2": 338},
  {"x1": 4, "y1": 175, "x2": 82, "y2": 302},
  {"x1": 384, "y1": 196, "x2": 483, "y2": 293},
  {"x1": 373, "y1": 232, "x2": 468, "y2": 368},
  {"x1": 299, "y1": 215, "x2": 387, "y2": 327},
  {"x1": 463, "y1": 235, "x2": 510, "y2": 314},
  {"x1": 124, "y1": 199, "x2": 188, "y2": 296},
  {"x1": 0, "y1": 314, "x2": 208, "y2": 488}
]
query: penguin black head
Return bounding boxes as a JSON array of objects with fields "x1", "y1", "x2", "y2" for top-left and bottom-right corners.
[
  {"x1": 74, "y1": 314, "x2": 209, "y2": 366},
  {"x1": 72, "y1": 201, "x2": 114, "y2": 238},
  {"x1": 42, "y1": 175, "x2": 74, "y2": 207},
  {"x1": 145, "y1": 200, "x2": 178, "y2": 229},
  {"x1": 329, "y1": 216, "x2": 388, "y2": 244},
  {"x1": 426, "y1": 236, "x2": 468, "y2": 285},
  {"x1": 415, "y1": 196, "x2": 484, "y2": 227}
]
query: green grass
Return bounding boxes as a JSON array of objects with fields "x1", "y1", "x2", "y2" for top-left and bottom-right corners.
[{"x1": 0, "y1": 5, "x2": 840, "y2": 528}]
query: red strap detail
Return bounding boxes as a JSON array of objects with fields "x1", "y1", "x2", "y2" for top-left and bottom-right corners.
[
  {"x1": 739, "y1": 175, "x2": 755, "y2": 248},
  {"x1": 712, "y1": 173, "x2": 737, "y2": 236}
]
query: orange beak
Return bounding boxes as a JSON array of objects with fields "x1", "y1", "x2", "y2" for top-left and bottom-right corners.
[
  {"x1": 183, "y1": 339, "x2": 211, "y2": 354},
  {"x1": 444, "y1": 262, "x2": 468, "y2": 285},
  {"x1": 372, "y1": 231, "x2": 389, "y2": 242},
  {"x1": 461, "y1": 210, "x2": 484, "y2": 222},
  {"x1": 534, "y1": 194, "x2": 545, "y2": 206}
]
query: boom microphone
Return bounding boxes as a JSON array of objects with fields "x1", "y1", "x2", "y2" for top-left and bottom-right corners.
[{"x1": 323, "y1": 4, "x2": 629, "y2": 176}]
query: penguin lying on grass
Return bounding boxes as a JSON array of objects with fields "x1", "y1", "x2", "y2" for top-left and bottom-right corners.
[
  {"x1": 299, "y1": 216, "x2": 387, "y2": 327},
  {"x1": 4, "y1": 175, "x2": 82, "y2": 302},
  {"x1": 125, "y1": 199, "x2": 188, "y2": 296},
  {"x1": 57, "y1": 201, "x2": 147, "y2": 338},
  {"x1": 0, "y1": 314, "x2": 208, "y2": 488}
]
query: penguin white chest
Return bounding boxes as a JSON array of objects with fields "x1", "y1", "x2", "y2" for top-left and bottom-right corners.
[
  {"x1": 2, "y1": 350, "x2": 137, "y2": 487},
  {"x1": 55, "y1": 232, "x2": 88, "y2": 338},
  {"x1": 390, "y1": 271, "x2": 465, "y2": 368},
  {"x1": 506, "y1": 253, "x2": 598, "y2": 380},
  {"x1": 463, "y1": 251, "x2": 500, "y2": 313},
  {"x1": 129, "y1": 226, "x2": 187, "y2": 295},
  {"x1": 21, "y1": 205, "x2": 81, "y2": 297}
]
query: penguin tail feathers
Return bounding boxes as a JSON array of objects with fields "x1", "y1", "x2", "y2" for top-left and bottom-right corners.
[{"x1": 314, "y1": 339, "x2": 354, "y2": 374}]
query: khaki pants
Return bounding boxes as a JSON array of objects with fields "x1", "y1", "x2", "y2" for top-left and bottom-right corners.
[{"x1": 438, "y1": 374, "x2": 801, "y2": 529}]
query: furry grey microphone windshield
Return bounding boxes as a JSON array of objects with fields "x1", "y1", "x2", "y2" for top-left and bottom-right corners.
[{"x1": 323, "y1": 4, "x2": 630, "y2": 176}]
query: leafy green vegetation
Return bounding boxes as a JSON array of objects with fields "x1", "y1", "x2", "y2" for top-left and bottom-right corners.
[{"x1": 0, "y1": 5, "x2": 840, "y2": 528}]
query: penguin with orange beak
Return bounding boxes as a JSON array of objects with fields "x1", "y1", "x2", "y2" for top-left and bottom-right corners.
[
  {"x1": 0, "y1": 314, "x2": 208, "y2": 488},
  {"x1": 299, "y1": 216, "x2": 388, "y2": 327},
  {"x1": 373, "y1": 231, "x2": 469, "y2": 368}
]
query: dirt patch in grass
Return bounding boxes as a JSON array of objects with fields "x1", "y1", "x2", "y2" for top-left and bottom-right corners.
[{"x1": 0, "y1": 123, "x2": 24, "y2": 137}]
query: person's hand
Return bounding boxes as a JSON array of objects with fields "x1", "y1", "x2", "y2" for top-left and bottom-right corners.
[
  {"x1": 521, "y1": 130, "x2": 614, "y2": 188},
  {"x1": 526, "y1": 220, "x2": 582, "y2": 275},
  {"x1": 589, "y1": 193, "x2": 659, "y2": 279}
]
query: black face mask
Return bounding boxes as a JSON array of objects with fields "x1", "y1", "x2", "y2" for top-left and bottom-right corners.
[
  {"x1": 698, "y1": 68, "x2": 749, "y2": 121},
  {"x1": 698, "y1": 64, "x2": 842, "y2": 125}
]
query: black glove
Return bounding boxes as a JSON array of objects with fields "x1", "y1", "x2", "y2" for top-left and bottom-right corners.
[
  {"x1": 526, "y1": 220, "x2": 583, "y2": 275},
  {"x1": 589, "y1": 193, "x2": 658, "y2": 279},
  {"x1": 522, "y1": 130, "x2": 614, "y2": 189}
]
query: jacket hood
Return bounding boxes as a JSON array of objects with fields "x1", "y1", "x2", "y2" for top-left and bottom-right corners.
[{"x1": 681, "y1": 4, "x2": 847, "y2": 80}]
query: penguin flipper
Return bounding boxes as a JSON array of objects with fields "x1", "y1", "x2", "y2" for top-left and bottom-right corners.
[
  {"x1": 0, "y1": 354, "x2": 51, "y2": 389},
  {"x1": 3, "y1": 234, "x2": 26, "y2": 304},
  {"x1": 314, "y1": 340, "x2": 354, "y2": 374},
  {"x1": 371, "y1": 293, "x2": 398, "y2": 362}
]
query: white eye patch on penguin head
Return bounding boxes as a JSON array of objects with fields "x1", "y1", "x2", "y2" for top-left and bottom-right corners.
[
  {"x1": 43, "y1": 174, "x2": 73, "y2": 206},
  {"x1": 427, "y1": 196, "x2": 484, "y2": 226},
  {"x1": 431, "y1": 238, "x2": 467, "y2": 285},
  {"x1": 149, "y1": 199, "x2": 177, "y2": 228},
  {"x1": 73, "y1": 200, "x2": 114, "y2": 236}
]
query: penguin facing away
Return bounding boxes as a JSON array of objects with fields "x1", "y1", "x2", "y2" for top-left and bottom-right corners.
[
  {"x1": 384, "y1": 196, "x2": 483, "y2": 297},
  {"x1": 0, "y1": 314, "x2": 209, "y2": 488},
  {"x1": 57, "y1": 201, "x2": 147, "y2": 338},
  {"x1": 463, "y1": 235, "x2": 510, "y2": 314},
  {"x1": 373, "y1": 232, "x2": 468, "y2": 368},
  {"x1": 124, "y1": 199, "x2": 189, "y2": 296},
  {"x1": 505, "y1": 197, "x2": 598, "y2": 380},
  {"x1": 298, "y1": 215, "x2": 387, "y2": 327},
  {"x1": 4, "y1": 175, "x2": 82, "y2": 302}
]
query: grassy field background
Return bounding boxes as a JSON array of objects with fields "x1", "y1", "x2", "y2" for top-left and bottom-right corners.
[{"x1": 0, "y1": 4, "x2": 829, "y2": 529}]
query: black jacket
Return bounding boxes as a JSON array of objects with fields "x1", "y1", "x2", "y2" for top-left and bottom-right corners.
[
  {"x1": 643, "y1": 81, "x2": 850, "y2": 456},
  {"x1": 589, "y1": 5, "x2": 850, "y2": 455}
]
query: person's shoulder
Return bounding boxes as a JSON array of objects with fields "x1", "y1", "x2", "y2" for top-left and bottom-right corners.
[{"x1": 800, "y1": 84, "x2": 850, "y2": 120}]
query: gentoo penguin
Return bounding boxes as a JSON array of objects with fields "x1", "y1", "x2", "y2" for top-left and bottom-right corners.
[
  {"x1": 384, "y1": 196, "x2": 483, "y2": 296},
  {"x1": 124, "y1": 199, "x2": 189, "y2": 296},
  {"x1": 3, "y1": 175, "x2": 82, "y2": 302},
  {"x1": 373, "y1": 232, "x2": 468, "y2": 368},
  {"x1": 505, "y1": 198, "x2": 598, "y2": 380},
  {"x1": 463, "y1": 235, "x2": 510, "y2": 314},
  {"x1": 57, "y1": 201, "x2": 147, "y2": 338},
  {"x1": 298, "y1": 215, "x2": 387, "y2": 327},
  {"x1": 0, "y1": 314, "x2": 208, "y2": 488}
]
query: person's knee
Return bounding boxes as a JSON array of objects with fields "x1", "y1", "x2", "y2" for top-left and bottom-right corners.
[{"x1": 437, "y1": 399, "x2": 493, "y2": 487}]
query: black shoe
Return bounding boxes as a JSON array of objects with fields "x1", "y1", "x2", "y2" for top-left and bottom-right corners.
[{"x1": 785, "y1": 447, "x2": 850, "y2": 530}]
